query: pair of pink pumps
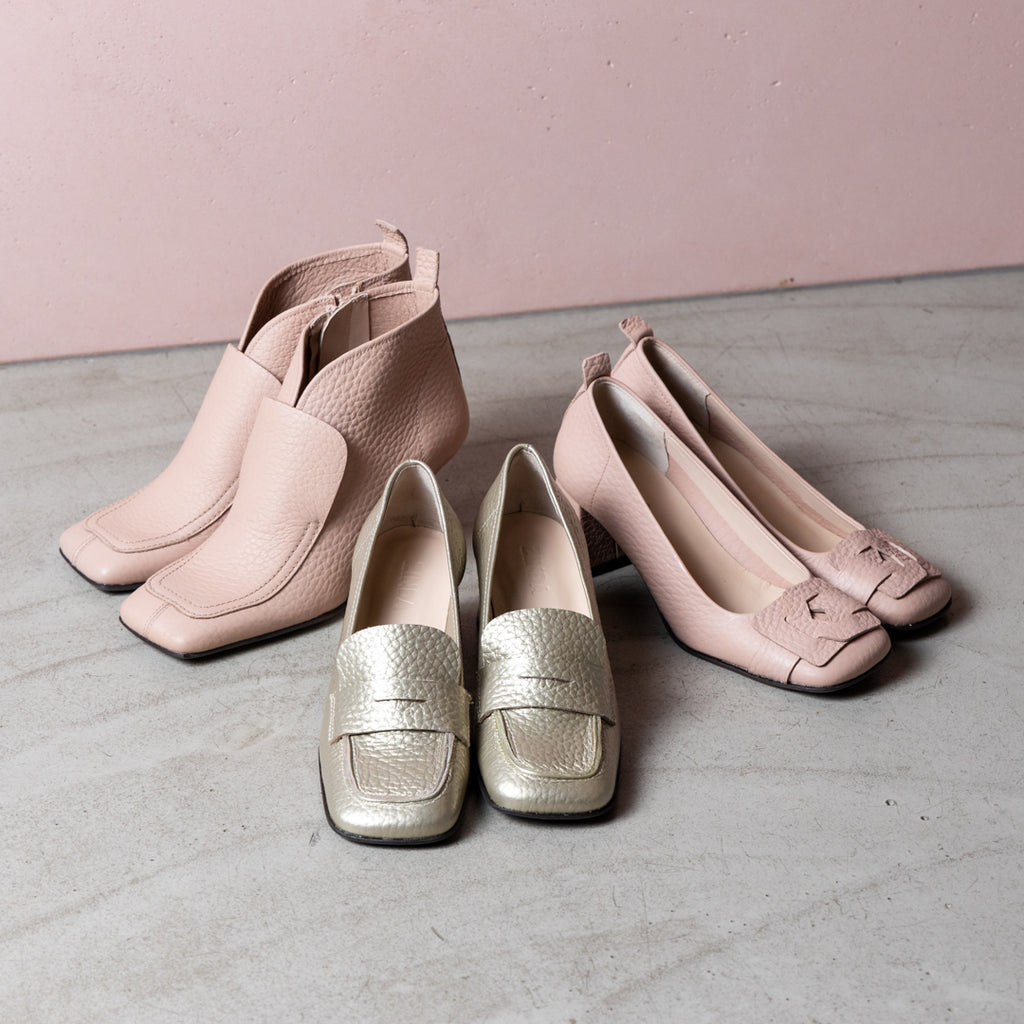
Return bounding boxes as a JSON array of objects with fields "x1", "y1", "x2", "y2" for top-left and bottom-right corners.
[
  {"x1": 60, "y1": 223, "x2": 470, "y2": 657},
  {"x1": 553, "y1": 316, "x2": 951, "y2": 693}
]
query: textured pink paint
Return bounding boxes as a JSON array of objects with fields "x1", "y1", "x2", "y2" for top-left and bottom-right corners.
[{"x1": 2, "y1": 2, "x2": 1022, "y2": 361}]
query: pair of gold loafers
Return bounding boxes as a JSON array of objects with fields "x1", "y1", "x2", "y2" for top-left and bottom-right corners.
[{"x1": 318, "y1": 446, "x2": 619, "y2": 845}]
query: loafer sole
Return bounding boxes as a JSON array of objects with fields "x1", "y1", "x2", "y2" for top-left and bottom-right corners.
[{"x1": 885, "y1": 597, "x2": 952, "y2": 635}]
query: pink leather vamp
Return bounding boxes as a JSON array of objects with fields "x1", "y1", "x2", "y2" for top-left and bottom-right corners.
[
  {"x1": 146, "y1": 397, "x2": 347, "y2": 617},
  {"x1": 86, "y1": 344, "x2": 280, "y2": 552}
]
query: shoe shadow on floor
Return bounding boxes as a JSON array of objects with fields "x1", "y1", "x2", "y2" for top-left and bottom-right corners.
[
  {"x1": 589, "y1": 565, "x2": 679, "y2": 823},
  {"x1": 821, "y1": 639, "x2": 917, "y2": 700},
  {"x1": 790, "y1": 578, "x2": 966, "y2": 702}
]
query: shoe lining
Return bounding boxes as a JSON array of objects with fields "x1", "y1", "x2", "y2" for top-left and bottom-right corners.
[
  {"x1": 245, "y1": 247, "x2": 400, "y2": 345},
  {"x1": 356, "y1": 526, "x2": 451, "y2": 631},
  {"x1": 705, "y1": 434, "x2": 847, "y2": 553},
  {"x1": 318, "y1": 298, "x2": 371, "y2": 368},
  {"x1": 490, "y1": 513, "x2": 591, "y2": 617},
  {"x1": 303, "y1": 290, "x2": 429, "y2": 386},
  {"x1": 616, "y1": 443, "x2": 788, "y2": 615},
  {"x1": 642, "y1": 341, "x2": 853, "y2": 553}
]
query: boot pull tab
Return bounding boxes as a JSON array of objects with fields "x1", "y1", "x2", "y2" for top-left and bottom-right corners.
[
  {"x1": 619, "y1": 315, "x2": 654, "y2": 346},
  {"x1": 581, "y1": 352, "x2": 612, "y2": 387},
  {"x1": 375, "y1": 219, "x2": 409, "y2": 256},
  {"x1": 414, "y1": 248, "x2": 440, "y2": 291}
]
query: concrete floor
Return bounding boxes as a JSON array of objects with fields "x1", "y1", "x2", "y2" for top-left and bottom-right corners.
[{"x1": 2, "y1": 269, "x2": 1022, "y2": 1023}]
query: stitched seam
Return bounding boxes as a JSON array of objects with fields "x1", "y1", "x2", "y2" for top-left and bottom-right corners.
[
  {"x1": 142, "y1": 597, "x2": 169, "y2": 635},
  {"x1": 134, "y1": 485, "x2": 233, "y2": 541},
  {"x1": 480, "y1": 678, "x2": 610, "y2": 720},
  {"x1": 94, "y1": 483, "x2": 235, "y2": 549},
  {"x1": 587, "y1": 450, "x2": 612, "y2": 511},
  {"x1": 410, "y1": 343, "x2": 429, "y2": 457},
  {"x1": 155, "y1": 521, "x2": 319, "y2": 614},
  {"x1": 89, "y1": 346, "x2": 267, "y2": 549},
  {"x1": 92, "y1": 351, "x2": 238, "y2": 532},
  {"x1": 69, "y1": 534, "x2": 95, "y2": 562},
  {"x1": 87, "y1": 486, "x2": 145, "y2": 529},
  {"x1": 581, "y1": 396, "x2": 612, "y2": 509}
]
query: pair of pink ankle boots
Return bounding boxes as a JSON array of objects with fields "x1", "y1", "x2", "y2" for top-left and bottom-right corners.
[{"x1": 60, "y1": 223, "x2": 470, "y2": 658}]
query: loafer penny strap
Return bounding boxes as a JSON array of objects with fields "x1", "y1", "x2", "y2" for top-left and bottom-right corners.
[
  {"x1": 477, "y1": 608, "x2": 616, "y2": 724},
  {"x1": 328, "y1": 624, "x2": 470, "y2": 746},
  {"x1": 328, "y1": 678, "x2": 471, "y2": 748}
]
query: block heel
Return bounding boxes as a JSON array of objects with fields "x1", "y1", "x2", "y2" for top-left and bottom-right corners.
[{"x1": 580, "y1": 508, "x2": 630, "y2": 576}]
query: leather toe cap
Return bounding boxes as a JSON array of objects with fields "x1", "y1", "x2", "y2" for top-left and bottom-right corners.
[
  {"x1": 60, "y1": 521, "x2": 144, "y2": 590},
  {"x1": 120, "y1": 588, "x2": 200, "y2": 656},
  {"x1": 788, "y1": 626, "x2": 891, "y2": 691},
  {"x1": 868, "y1": 575, "x2": 952, "y2": 628}
]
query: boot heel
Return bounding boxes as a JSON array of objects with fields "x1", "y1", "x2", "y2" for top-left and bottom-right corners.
[{"x1": 581, "y1": 509, "x2": 630, "y2": 576}]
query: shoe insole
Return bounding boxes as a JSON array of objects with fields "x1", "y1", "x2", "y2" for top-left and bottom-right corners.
[
  {"x1": 617, "y1": 444, "x2": 785, "y2": 614},
  {"x1": 490, "y1": 512, "x2": 591, "y2": 617},
  {"x1": 358, "y1": 525, "x2": 451, "y2": 631},
  {"x1": 704, "y1": 434, "x2": 848, "y2": 553}
]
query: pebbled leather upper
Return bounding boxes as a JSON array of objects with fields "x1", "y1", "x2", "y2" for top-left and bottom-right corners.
[
  {"x1": 327, "y1": 625, "x2": 471, "y2": 751},
  {"x1": 825, "y1": 528, "x2": 938, "y2": 602},
  {"x1": 610, "y1": 316, "x2": 950, "y2": 628},
  {"x1": 145, "y1": 397, "x2": 348, "y2": 617},
  {"x1": 752, "y1": 577, "x2": 880, "y2": 668},
  {"x1": 85, "y1": 345, "x2": 276, "y2": 553},
  {"x1": 478, "y1": 607, "x2": 617, "y2": 724}
]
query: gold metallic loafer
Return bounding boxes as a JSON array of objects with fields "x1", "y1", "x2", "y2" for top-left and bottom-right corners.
[
  {"x1": 473, "y1": 444, "x2": 619, "y2": 820},
  {"x1": 319, "y1": 461, "x2": 470, "y2": 845}
]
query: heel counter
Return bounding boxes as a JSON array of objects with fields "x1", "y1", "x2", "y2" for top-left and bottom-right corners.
[
  {"x1": 553, "y1": 387, "x2": 600, "y2": 511},
  {"x1": 422, "y1": 326, "x2": 470, "y2": 468}
]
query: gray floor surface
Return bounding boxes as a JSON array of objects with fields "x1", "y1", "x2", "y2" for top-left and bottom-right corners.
[{"x1": 2, "y1": 270, "x2": 1022, "y2": 1023}]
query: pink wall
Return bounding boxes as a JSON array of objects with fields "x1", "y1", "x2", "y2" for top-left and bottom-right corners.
[{"x1": 3, "y1": 2, "x2": 1022, "y2": 363}]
